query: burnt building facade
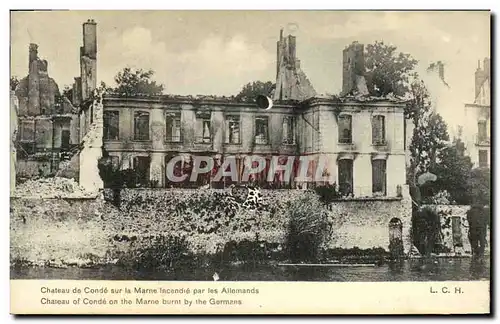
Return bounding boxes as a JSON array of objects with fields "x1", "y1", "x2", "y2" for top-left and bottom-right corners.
[{"x1": 93, "y1": 32, "x2": 408, "y2": 198}]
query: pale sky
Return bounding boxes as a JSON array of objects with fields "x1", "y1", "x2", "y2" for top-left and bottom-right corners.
[{"x1": 11, "y1": 10, "x2": 490, "y2": 134}]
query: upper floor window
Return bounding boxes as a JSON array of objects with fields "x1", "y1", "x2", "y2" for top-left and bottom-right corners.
[
  {"x1": 338, "y1": 115, "x2": 352, "y2": 144},
  {"x1": 134, "y1": 111, "x2": 150, "y2": 141},
  {"x1": 166, "y1": 112, "x2": 182, "y2": 142},
  {"x1": 372, "y1": 159, "x2": 387, "y2": 196},
  {"x1": 225, "y1": 115, "x2": 240, "y2": 144},
  {"x1": 282, "y1": 116, "x2": 296, "y2": 144},
  {"x1": 103, "y1": 111, "x2": 119, "y2": 141},
  {"x1": 196, "y1": 114, "x2": 211, "y2": 143},
  {"x1": 255, "y1": 116, "x2": 269, "y2": 145},
  {"x1": 478, "y1": 120, "x2": 487, "y2": 142},
  {"x1": 478, "y1": 150, "x2": 488, "y2": 168},
  {"x1": 372, "y1": 115, "x2": 386, "y2": 145}
]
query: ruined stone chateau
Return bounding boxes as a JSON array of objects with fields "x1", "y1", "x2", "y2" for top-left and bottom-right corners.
[{"x1": 12, "y1": 19, "x2": 410, "y2": 200}]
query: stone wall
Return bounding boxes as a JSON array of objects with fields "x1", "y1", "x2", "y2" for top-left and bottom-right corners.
[
  {"x1": 10, "y1": 188, "x2": 412, "y2": 265},
  {"x1": 326, "y1": 197, "x2": 412, "y2": 252}
]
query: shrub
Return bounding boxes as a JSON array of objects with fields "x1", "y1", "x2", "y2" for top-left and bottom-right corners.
[
  {"x1": 285, "y1": 191, "x2": 330, "y2": 262},
  {"x1": 412, "y1": 206, "x2": 441, "y2": 255},
  {"x1": 119, "y1": 235, "x2": 196, "y2": 271},
  {"x1": 314, "y1": 183, "x2": 340, "y2": 204}
]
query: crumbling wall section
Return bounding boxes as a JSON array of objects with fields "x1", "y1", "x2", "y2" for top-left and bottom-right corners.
[
  {"x1": 78, "y1": 91, "x2": 104, "y2": 192},
  {"x1": 341, "y1": 42, "x2": 368, "y2": 96},
  {"x1": 273, "y1": 31, "x2": 316, "y2": 102}
]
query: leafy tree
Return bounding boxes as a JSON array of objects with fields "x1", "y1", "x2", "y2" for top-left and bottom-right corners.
[
  {"x1": 235, "y1": 81, "x2": 275, "y2": 102},
  {"x1": 430, "y1": 137, "x2": 473, "y2": 204},
  {"x1": 467, "y1": 168, "x2": 490, "y2": 206},
  {"x1": 364, "y1": 41, "x2": 418, "y2": 97},
  {"x1": 406, "y1": 77, "x2": 449, "y2": 184},
  {"x1": 10, "y1": 76, "x2": 20, "y2": 91},
  {"x1": 109, "y1": 67, "x2": 164, "y2": 95}
]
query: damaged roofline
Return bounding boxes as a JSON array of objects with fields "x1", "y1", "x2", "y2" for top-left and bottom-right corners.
[{"x1": 101, "y1": 94, "x2": 298, "y2": 108}]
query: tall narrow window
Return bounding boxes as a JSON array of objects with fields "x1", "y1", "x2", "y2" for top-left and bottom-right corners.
[
  {"x1": 196, "y1": 115, "x2": 211, "y2": 143},
  {"x1": 478, "y1": 120, "x2": 487, "y2": 142},
  {"x1": 338, "y1": 159, "x2": 353, "y2": 196},
  {"x1": 133, "y1": 156, "x2": 151, "y2": 186},
  {"x1": 61, "y1": 130, "x2": 71, "y2": 150},
  {"x1": 338, "y1": 115, "x2": 352, "y2": 144},
  {"x1": 372, "y1": 115, "x2": 386, "y2": 145},
  {"x1": 372, "y1": 159, "x2": 387, "y2": 196},
  {"x1": 255, "y1": 116, "x2": 269, "y2": 145},
  {"x1": 478, "y1": 150, "x2": 488, "y2": 168},
  {"x1": 282, "y1": 116, "x2": 296, "y2": 144},
  {"x1": 134, "y1": 111, "x2": 150, "y2": 141},
  {"x1": 166, "y1": 112, "x2": 182, "y2": 142},
  {"x1": 225, "y1": 115, "x2": 240, "y2": 144},
  {"x1": 103, "y1": 111, "x2": 119, "y2": 141}
]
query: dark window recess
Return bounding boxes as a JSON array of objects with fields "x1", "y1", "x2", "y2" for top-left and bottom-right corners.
[
  {"x1": 199, "y1": 119, "x2": 211, "y2": 143},
  {"x1": 478, "y1": 150, "x2": 488, "y2": 168},
  {"x1": 282, "y1": 116, "x2": 296, "y2": 144},
  {"x1": 478, "y1": 120, "x2": 487, "y2": 142},
  {"x1": 110, "y1": 156, "x2": 120, "y2": 170},
  {"x1": 255, "y1": 116, "x2": 269, "y2": 145},
  {"x1": 372, "y1": 159, "x2": 387, "y2": 195},
  {"x1": 103, "y1": 111, "x2": 119, "y2": 140},
  {"x1": 133, "y1": 156, "x2": 151, "y2": 186},
  {"x1": 166, "y1": 113, "x2": 182, "y2": 142},
  {"x1": 61, "y1": 130, "x2": 70, "y2": 150},
  {"x1": 226, "y1": 116, "x2": 240, "y2": 144},
  {"x1": 338, "y1": 115, "x2": 352, "y2": 144},
  {"x1": 134, "y1": 112, "x2": 150, "y2": 141},
  {"x1": 372, "y1": 115, "x2": 386, "y2": 145},
  {"x1": 338, "y1": 159, "x2": 353, "y2": 196}
]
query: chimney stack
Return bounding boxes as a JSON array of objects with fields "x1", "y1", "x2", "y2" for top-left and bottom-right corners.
[
  {"x1": 83, "y1": 19, "x2": 97, "y2": 59},
  {"x1": 80, "y1": 19, "x2": 97, "y2": 101},
  {"x1": 341, "y1": 42, "x2": 367, "y2": 96}
]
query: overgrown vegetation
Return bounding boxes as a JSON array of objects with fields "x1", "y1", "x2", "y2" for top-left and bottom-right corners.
[
  {"x1": 285, "y1": 191, "x2": 330, "y2": 263},
  {"x1": 103, "y1": 67, "x2": 164, "y2": 96},
  {"x1": 314, "y1": 184, "x2": 341, "y2": 204},
  {"x1": 117, "y1": 235, "x2": 196, "y2": 271},
  {"x1": 235, "y1": 81, "x2": 275, "y2": 102}
]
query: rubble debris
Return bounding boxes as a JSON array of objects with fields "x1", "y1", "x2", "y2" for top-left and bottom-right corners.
[{"x1": 12, "y1": 177, "x2": 98, "y2": 199}]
